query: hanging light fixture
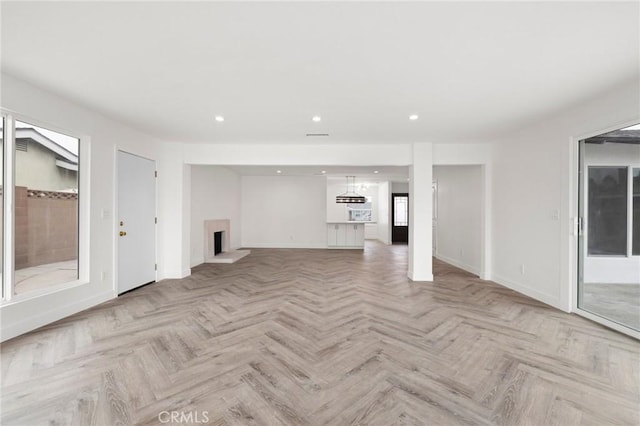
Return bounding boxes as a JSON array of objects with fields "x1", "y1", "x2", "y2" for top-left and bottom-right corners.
[{"x1": 336, "y1": 176, "x2": 366, "y2": 203}]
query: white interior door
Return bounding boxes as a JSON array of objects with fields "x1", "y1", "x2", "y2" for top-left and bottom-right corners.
[{"x1": 117, "y1": 151, "x2": 156, "y2": 294}]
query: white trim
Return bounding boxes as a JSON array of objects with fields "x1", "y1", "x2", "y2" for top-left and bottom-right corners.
[
  {"x1": 55, "y1": 159, "x2": 78, "y2": 171},
  {"x1": 3, "y1": 115, "x2": 16, "y2": 301},
  {"x1": 435, "y1": 254, "x2": 480, "y2": 277},
  {"x1": 492, "y1": 273, "x2": 564, "y2": 312},
  {"x1": 244, "y1": 242, "x2": 329, "y2": 249},
  {"x1": 0, "y1": 290, "x2": 114, "y2": 342},
  {"x1": 3, "y1": 279, "x2": 88, "y2": 305},
  {"x1": 481, "y1": 163, "x2": 492, "y2": 281},
  {"x1": 574, "y1": 308, "x2": 640, "y2": 340},
  {"x1": 158, "y1": 269, "x2": 191, "y2": 280},
  {"x1": 78, "y1": 135, "x2": 90, "y2": 285},
  {"x1": 408, "y1": 272, "x2": 434, "y2": 282}
]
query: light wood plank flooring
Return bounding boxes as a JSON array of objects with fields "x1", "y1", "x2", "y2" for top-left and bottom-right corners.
[
  {"x1": 582, "y1": 283, "x2": 640, "y2": 331},
  {"x1": 1, "y1": 243, "x2": 639, "y2": 425}
]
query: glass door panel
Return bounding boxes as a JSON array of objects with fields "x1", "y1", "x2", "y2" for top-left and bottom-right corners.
[
  {"x1": 391, "y1": 193, "x2": 409, "y2": 243},
  {"x1": 578, "y1": 125, "x2": 640, "y2": 333}
]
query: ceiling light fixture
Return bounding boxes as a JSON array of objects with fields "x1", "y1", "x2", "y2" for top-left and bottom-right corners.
[
  {"x1": 321, "y1": 170, "x2": 327, "y2": 174},
  {"x1": 409, "y1": 114, "x2": 419, "y2": 121},
  {"x1": 276, "y1": 170, "x2": 282, "y2": 174},
  {"x1": 373, "y1": 170, "x2": 379, "y2": 174},
  {"x1": 312, "y1": 116, "x2": 322, "y2": 122},
  {"x1": 215, "y1": 116, "x2": 225, "y2": 122},
  {"x1": 336, "y1": 176, "x2": 366, "y2": 204}
]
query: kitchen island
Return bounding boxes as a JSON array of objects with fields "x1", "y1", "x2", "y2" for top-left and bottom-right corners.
[{"x1": 327, "y1": 222, "x2": 365, "y2": 249}]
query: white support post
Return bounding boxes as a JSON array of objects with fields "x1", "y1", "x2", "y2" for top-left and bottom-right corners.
[{"x1": 408, "y1": 143, "x2": 434, "y2": 281}]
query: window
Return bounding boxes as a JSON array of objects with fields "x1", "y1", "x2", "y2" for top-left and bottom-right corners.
[
  {"x1": 348, "y1": 197, "x2": 372, "y2": 221},
  {"x1": 0, "y1": 114, "x2": 82, "y2": 301},
  {"x1": 587, "y1": 167, "x2": 628, "y2": 256}
]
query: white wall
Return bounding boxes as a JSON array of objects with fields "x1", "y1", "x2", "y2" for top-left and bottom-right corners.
[
  {"x1": 391, "y1": 182, "x2": 409, "y2": 194},
  {"x1": 1, "y1": 74, "x2": 165, "y2": 341},
  {"x1": 433, "y1": 165, "x2": 482, "y2": 276},
  {"x1": 190, "y1": 166, "x2": 241, "y2": 267},
  {"x1": 241, "y1": 175, "x2": 327, "y2": 248},
  {"x1": 491, "y1": 78, "x2": 640, "y2": 311},
  {"x1": 377, "y1": 181, "x2": 390, "y2": 244}
]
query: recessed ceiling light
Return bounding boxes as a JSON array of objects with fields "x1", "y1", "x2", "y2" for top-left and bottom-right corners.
[
  {"x1": 215, "y1": 116, "x2": 225, "y2": 122},
  {"x1": 312, "y1": 116, "x2": 322, "y2": 122},
  {"x1": 276, "y1": 170, "x2": 282, "y2": 174},
  {"x1": 373, "y1": 170, "x2": 379, "y2": 174},
  {"x1": 409, "y1": 114, "x2": 419, "y2": 121},
  {"x1": 321, "y1": 170, "x2": 327, "y2": 174}
]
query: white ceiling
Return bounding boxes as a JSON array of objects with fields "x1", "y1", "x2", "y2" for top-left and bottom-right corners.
[
  {"x1": 220, "y1": 165, "x2": 409, "y2": 182},
  {"x1": 1, "y1": 1, "x2": 638, "y2": 144}
]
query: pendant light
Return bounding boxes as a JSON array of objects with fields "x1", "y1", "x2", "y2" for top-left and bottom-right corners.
[{"x1": 336, "y1": 176, "x2": 366, "y2": 203}]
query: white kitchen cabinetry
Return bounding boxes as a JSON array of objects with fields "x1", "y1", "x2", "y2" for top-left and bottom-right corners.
[{"x1": 327, "y1": 222, "x2": 365, "y2": 249}]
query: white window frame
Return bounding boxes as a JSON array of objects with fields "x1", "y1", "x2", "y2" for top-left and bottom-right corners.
[{"x1": 0, "y1": 111, "x2": 90, "y2": 304}]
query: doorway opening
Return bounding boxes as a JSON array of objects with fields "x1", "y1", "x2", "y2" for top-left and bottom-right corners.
[{"x1": 391, "y1": 193, "x2": 409, "y2": 244}]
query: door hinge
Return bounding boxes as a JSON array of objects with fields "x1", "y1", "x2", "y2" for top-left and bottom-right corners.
[
  {"x1": 155, "y1": 217, "x2": 157, "y2": 224},
  {"x1": 155, "y1": 263, "x2": 157, "y2": 271},
  {"x1": 155, "y1": 170, "x2": 158, "y2": 178}
]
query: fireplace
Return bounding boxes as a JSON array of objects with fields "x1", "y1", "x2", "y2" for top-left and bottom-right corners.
[
  {"x1": 214, "y1": 231, "x2": 223, "y2": 256},
  {"x1": 203, "y1": 219, "x2": 250, "y2": 264}
]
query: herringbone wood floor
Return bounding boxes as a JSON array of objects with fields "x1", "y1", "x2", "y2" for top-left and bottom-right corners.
[{"x1": 1, "y1": 243, "x2": 638, "y2": 425}]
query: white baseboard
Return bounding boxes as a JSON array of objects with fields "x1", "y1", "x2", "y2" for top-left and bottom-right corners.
[
  {"x1": 1, "y1": 290, "x2": 115, "y2": 342},
  {"x1": 190, "y1": 256, "x2": 205, "y2": 268},
  {"x1": 435, "y1": 254, "x2": 480, "y2": 276},
  {"x1": 242, "y1": 242, "x2": 328, "y2": 249},
  {"x1": 159, "y1": 269, "x2": 192, "y2": 280},
  {"x1": 491, "y1": 273, "x2": 564, "y2": 311},
  {"x1": 408, "y1": 272, "x2": 434, "y2": 282}
]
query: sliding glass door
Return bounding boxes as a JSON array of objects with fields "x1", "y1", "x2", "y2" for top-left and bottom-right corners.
[{"x1": 578, "y1": 124, "x2": 640, "y2": 333}]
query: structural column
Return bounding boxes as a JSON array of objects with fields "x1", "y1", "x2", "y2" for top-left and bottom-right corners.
[
  {"x1": 157, "y1": 143, "x2": 191, "y2": 279},
  {"x1": 408, "y1": 143, "x2": 434, "y2": 281}
]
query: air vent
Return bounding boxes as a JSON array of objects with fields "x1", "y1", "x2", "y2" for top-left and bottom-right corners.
[
  {"x1": 306, "y1": 133, "x2": 329, "y2": 137},
  {"x1": 16, "y1": 139, "x2": 28, "y2": 152}
]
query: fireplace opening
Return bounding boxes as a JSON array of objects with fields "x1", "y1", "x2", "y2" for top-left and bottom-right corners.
[{"x1": 214, "y1": 231, "x2": 223, "y2": 256}]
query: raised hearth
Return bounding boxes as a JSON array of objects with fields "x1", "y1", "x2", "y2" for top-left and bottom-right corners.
[{"x1": 204, "y1": 219, "x2": 250, "y2": 264}]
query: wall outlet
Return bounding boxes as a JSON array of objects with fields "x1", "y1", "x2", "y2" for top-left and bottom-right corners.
[{"x1": 520, "y1": 264, "x2": 525, "y2": 275}]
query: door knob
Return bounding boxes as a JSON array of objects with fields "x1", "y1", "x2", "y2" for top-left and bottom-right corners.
[{"x1": 119, "y1": 231, "x2": 127, "y2": 236}]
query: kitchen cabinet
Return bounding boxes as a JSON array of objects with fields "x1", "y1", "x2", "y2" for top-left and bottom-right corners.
[{"x1": 327, "y1": 222, "x2": 365, "y2": 249}]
